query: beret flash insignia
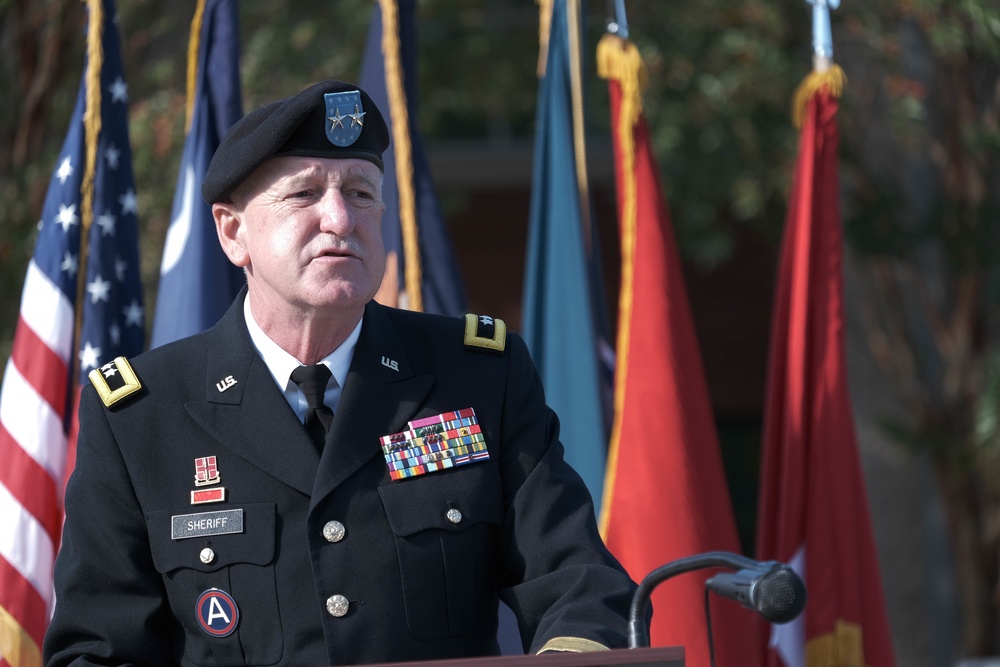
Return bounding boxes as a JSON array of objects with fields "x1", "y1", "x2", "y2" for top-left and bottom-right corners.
[
  {"x1": 464, "y1": 314, "x2": 506, "y2": 353},
  {"x1": 88, "y1": 356, "x2": 143, "y2": 408}
]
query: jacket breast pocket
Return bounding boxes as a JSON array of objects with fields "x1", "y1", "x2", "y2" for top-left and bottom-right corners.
[
  {"x1": 146, "y1": 503, "x2": 282, "y2": 666},
  {"x1": 378, "y1": 464, "x2": 504, "y2": 639}
]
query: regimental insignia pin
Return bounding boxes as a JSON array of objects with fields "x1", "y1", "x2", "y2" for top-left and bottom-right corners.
[
  {"x1": 196, "y1": 588, "x2": 240, "y2": 637},
  {"x1": 194, "y1": 456, "x2": 221, "y2": 487},
  {"x1": 324, "y1": 91, "x2": 364, "y2": 147},
  {"x1": 88, "y1": 356, "x2": 143, "y2": 407}
]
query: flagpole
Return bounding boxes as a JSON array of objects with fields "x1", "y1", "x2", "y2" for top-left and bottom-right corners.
[
  {"x1": 793, "y1": 0, "x2": 846, "y2": 128},
  {"x1": 72, "y1": 0, "x2": 106, "y2": 390},
  {"x1": 606, "y1": 0, "x2": 629, "y2": 39}
]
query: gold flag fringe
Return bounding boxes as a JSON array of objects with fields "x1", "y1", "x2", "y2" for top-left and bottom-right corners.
[
  {"x1": 73, "y1": 0, "x2": 106, "y2": 388},
  {"x1": 0, "y1": 605, "x2": 41, "y2": 667},
  {"x1": 594, "y1": 33, "x2": 646, "y2": 538},
  {"x1": 792, "y1": 64, "x2": 846, "y2": 128},
  {"x1": 566, "y1": 0, "x2": 593, "y2": 249},
  {"x1": 378, "y1": 0, "x2": 422, "y2": 312},
  {"x1": 184, "y1": 0, "x2": 207, "y2": 133},
  {"x1": 536, "y1": 0, "x2": 553, "y2": 77}
]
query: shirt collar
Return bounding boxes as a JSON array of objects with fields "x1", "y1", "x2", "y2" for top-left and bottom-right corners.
[{"x1": 243, "y1": 295, "x2": 363, "y2": 399}]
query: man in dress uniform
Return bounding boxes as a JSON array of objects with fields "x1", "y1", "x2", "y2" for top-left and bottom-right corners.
[{"x1": 44, "y1": 80, "x2": 641, "y2": 667}]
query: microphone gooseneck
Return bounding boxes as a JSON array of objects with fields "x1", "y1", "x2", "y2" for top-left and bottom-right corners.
[
  {"x1": 627, "y1": 551, "x2": 764, "y2": 649},
  {"x1": 627, "y1": 551, "x2": 807, "y2": 649}
]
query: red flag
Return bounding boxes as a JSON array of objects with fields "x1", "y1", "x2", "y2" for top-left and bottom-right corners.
[
  {"x1": 755, "y1": 67, "x2": 896, "y2": 667},
  {"x1": 597, "y1": 35, "x2": 762, "y2": 667}
]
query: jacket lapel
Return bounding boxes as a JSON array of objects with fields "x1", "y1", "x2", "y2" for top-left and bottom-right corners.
[
  {"x1": 310, "y1": 302, "x2": 433, "y2": 509},
  {"x1": 184, "y1": 291, "x2": 321, "y2": 497}
]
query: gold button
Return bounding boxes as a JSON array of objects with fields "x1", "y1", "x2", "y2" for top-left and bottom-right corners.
[
  {"x1": 199, "y1": 548, "x2": 215, "y2": 564},
  {"x1": 326, "y1": 594, "x2": 349, "y2": 617},
  {"x1": 323, "y1": 520, "x2": 346, "y2": 543}
]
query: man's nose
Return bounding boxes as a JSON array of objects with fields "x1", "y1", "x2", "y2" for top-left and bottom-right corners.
[{"x1": 316, "y1": 189, "x2": 354, "y2": 234}]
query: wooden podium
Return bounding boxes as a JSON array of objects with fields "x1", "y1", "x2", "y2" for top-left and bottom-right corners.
[{"x1": 365, "y1": 647, "x2": 684, "y2": 667}]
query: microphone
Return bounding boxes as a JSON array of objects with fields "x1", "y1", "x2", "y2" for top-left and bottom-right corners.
[
  {"x1": 627, "y1": 551, "x2": 807, "y2": 649},
  {"x1": 706, "y1": 562, "x2": 806, "y2": 624}
]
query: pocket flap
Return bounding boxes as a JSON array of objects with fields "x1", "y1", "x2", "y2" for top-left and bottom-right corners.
[
  {"x1": 377, "y1": 465, "x2": 502, "y2": 537},
  {"x1": 146, "y1": 503, "x2": 275, "y2": 574}
]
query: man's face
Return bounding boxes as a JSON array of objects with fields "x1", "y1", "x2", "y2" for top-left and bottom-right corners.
[{"x1": 220, "y1": 156, "x2": 387, "y2": 316}]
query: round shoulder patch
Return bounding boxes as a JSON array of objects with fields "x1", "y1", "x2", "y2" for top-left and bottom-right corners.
[{"x1": 196, "y1": 588, "x2": 240, "y2": 637}]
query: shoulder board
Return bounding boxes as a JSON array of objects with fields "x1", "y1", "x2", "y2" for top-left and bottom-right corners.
[
  {"x1": 88, "y1": 356, "x2": 143, "y2": 408},
  {"x1": 464, "y1": 314, "x2": 506, "y2": 353}
]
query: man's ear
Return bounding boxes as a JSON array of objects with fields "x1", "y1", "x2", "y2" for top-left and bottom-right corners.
[{"x1": 213, "y1": 202, "x2": 250, "y2": 268}]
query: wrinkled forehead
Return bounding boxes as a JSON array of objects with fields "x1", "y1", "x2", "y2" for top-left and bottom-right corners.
[{"x1": 237, "y1": 155, "x2": 383, "y2": 201}]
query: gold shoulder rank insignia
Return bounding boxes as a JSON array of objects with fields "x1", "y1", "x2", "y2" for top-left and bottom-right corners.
[
  {"x1": 464, "y1": 314, "x2": 506, "y2": 353},
  {"x1": 88, "y1": 356, "x2": 143, "y2": 408}
]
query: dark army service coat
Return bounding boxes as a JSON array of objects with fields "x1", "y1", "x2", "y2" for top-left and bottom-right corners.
[{"x1": 44, "y1": 295, "x2": 638, "y2": 667}]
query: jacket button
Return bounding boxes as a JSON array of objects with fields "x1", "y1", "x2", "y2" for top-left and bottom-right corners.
[
  {"x1": 326, "y1": 594, "x2": 349, "y2": 617},
  {"x1": 323, "y1": 520, "x2": 346, "y2": 543},
  {"x1": 446, "y1": 508, "x2": 462, "y2": 524},
  {"x1": 199, "y1": 548, "x2": 215, "y2": 564}
]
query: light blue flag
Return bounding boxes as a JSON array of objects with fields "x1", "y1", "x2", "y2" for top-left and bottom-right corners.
[
  {"x1": 522, "y1": 0, "x2": 612, "y2": 517},
  {"x1": 151, "y1": 0, "x2": 244, "y2": 348}
]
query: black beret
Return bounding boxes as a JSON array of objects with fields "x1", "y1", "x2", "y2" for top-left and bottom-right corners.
[{"x1": 202, "y1": 79, "x2": 391, "y2": 204}]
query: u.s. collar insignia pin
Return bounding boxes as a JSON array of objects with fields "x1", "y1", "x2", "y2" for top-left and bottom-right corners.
[{"x1": 325, "y1": 91, "x2": 364, "y2": 147}]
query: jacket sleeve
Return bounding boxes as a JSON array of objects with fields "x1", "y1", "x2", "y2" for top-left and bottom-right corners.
[
  {"x1": 43, "y1": 386, "x2": 176, "y2": 667},
  {"x1": 493, "y1": 333, "x2": 643, "y2": 654}
]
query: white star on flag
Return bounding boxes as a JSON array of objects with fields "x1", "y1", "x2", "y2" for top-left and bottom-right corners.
[
  {"x1": 96, "y1": 213, "x2": 116, "y2": 236},
  {"x1": 105, "y1": 144, "x2": 121, "y2": 169},
  {"x1": 123, "y1": 299, "x2": 144, "y2": 327},
  {"x1": 108, "y1": 76, "x2": 128, "y2": 103},
  {"x1": 87, "y1": 274, "x2": 112, "y2": 304},
  {"x1": 109, "y1": 322, "x2": 122, "y2": 346},
  {"x1": 56, "y1": 156, "x2": 74, "y2": 184},
  {"x1": 60, "y1": 252, "x2": 79, "y2": 277},
  {"x1": 115, "y1": 257, "x2": 128, "y2": 282},
  {"x1": 79, "y1": 341, "x2": 101, "y2": 372},
  {"x1": 119, "y1": 188, "x2": 138, "y2": 216},
  {"x1": 55, "y1": 203, "x2": 79, "y2": 233}
]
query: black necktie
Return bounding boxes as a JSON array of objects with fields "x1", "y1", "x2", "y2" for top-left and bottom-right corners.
[{"x1": 290, "y1": 364, "x2": 334, "y2": 450}]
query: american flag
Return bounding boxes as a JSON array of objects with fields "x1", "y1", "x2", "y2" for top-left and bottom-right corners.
[{"x1": 0, "y1": 1, "x2": 144, "y2": 664}]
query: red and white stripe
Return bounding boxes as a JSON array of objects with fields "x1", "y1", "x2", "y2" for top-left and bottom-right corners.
[{"x1": 0, "y1": 259, "x2": 75, "y2": 662}]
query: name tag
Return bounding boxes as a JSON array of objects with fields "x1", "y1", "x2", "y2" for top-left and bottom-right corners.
[{"x1": 172, "y1": 509, "x2": 244, "y2": 540}]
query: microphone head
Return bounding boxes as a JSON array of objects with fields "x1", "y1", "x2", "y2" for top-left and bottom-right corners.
[{"x1": 755, "y1": 567, "x2": 807, "y2": 623}]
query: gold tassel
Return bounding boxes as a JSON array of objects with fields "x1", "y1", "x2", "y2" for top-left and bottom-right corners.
[
  {"x1": 595, "y1": 32, "x2": 646, "y2": 538},
  {"x1": 791, "y1": 63, "x2": 847, "y2": 128},
  {"x1": 0, "y1": 605, "x2": 41, "y2": 667},
  {"x1": 73, "y1": 0, "x2": 106, "y2": 387},
  {"x1": 378, "y1": 0, "x2": 422, "y2": 312},
  {"x1": 185, "y1": 0, "x2": 207, "y2": 133}
]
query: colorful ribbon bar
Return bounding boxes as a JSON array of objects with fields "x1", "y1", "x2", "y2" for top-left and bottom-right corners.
[{"x1": 379, "y1": 408, "x2": 489, "y2": 480}]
